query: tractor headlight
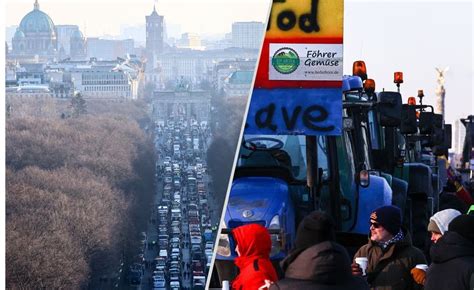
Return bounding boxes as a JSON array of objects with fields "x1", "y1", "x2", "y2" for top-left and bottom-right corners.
[
  {"x1": 217, "y1": 221, "x2": 231, "y2": 257},
  {"x1": 269, "y1": 215, "x2": 281, "y2": 257}
]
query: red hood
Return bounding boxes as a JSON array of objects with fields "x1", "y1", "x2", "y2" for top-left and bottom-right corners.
[
  {"x1": 232, "y1": 224, "x2": 271, "y2": 268},
  {"x1": 231, "y1": 224, "x2": 277, "y2": 290}
]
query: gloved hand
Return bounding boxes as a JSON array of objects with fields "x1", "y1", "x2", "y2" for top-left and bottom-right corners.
[
  {"x1": 410, "y1": 268, "x2": 426, "y2": 285},
  {"x1": 351, "y1": 263, "x2": 363, "y2": 276}
]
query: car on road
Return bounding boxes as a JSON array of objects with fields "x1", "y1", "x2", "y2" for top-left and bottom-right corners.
[
  {"x1": 191, "y1": 235, "x2": 202, "y2": 245},
  {"x1": 169, "y1": 267, "x2": 180, "y2": 276},
  {"x1": 205, "y1": 241, "x2": 214, "y2": 250},
  {"x1": 170, "y1": 273, "x2": 180, "y2": 282},
  {"x1": 170, "y1": 281, "x2": 180, "y2": 289},
  {"x1": 153, "y1": 278, "x2": 166, "y2": 289},
  {"x1": 153, "y1": 270, "x2": 166, "y2": 280},
  {"x1": 159, "y1": 249, "x2": 168, "y2": 258}
]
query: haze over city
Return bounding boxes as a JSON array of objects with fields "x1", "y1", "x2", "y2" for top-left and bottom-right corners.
[
  {"x1": 5, "y1": 0, "x2": 473, "y2": 121},
  {"x1": 6, "y1": 0, "x2": 271, "y2": 37}
]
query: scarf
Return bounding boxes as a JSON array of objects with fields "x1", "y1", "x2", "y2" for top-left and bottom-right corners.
[{"x1": 379, "y1": 230, "x2": 404, "y2": 251}]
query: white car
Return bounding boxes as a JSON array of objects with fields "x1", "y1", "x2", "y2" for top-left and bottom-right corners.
[{"x1": 170, "y1": 281, "x2": 180, "y2": 289}]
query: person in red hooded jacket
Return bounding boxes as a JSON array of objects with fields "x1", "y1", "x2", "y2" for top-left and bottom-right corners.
[{"x1": 231, "y1": 224, "x2": 278, "y2": 290}]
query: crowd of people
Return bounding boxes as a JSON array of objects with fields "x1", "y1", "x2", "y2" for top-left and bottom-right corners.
[{"x1": 228, "y1": 205, "x2": 474, "y2": 290}]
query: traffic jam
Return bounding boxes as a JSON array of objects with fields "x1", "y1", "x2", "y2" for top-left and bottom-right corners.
[{"x1": 130, "y1": 116, "x2": 215, "y2": 290}]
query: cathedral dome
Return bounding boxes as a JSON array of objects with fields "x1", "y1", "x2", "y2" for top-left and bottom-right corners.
[
  {"x1": 19, "y1": 0, "x2": 55, "y2": 35},
  {"x1": 71, "y1": 29, "x2": 84, "y2": 39},
  {"x1": 13, "y1": 29, "x2": 26, "y2": 39}
]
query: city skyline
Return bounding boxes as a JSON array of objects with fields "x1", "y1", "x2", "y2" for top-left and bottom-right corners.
[
  {"x1": 4, "y1": 0, "x2": 473, "y2": 125},
  {"x1": 5, "y1": 0, "x2": 271, "y2": 38}
]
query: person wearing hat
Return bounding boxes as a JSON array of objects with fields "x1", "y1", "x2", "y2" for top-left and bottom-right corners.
[
  {"x1": 424, "y1": 214, "x2": 474, "y2": 290},
  {"x1": 427, "y1": 208, "x2": 461, "y2": 243},
  {"x1": 409, "y1": 208, "x2": 462, "y2": 285},
  {"x1": 269, "y1": 211, "x2": 369, "y2": 290},
  {"x1": 352, "y1": 205, "x2": 426, "y2": 290}
]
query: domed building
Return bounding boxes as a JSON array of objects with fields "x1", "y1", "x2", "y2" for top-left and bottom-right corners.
[
  {"x1": 70, "y1": 29, "x2": 86, "y2": 59},
  {"x1": 11, "y1": 0, "x2": 58, "y2": 59}
]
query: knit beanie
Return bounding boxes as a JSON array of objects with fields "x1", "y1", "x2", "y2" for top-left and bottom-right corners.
[
  {"x1": 370, "y1": 205, "x2": 402, "y2": 236},
  {"x1": 448, "y1": 214, "x2": 474, "y2": 243},
  {"x1": 427, "y1": 209, "x2": 461, "y2": 234},
  {"x1": 294, "y1": 211, "x2": 336, "y2": 250}
]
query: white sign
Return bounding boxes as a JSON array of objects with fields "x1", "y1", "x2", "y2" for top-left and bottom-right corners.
[{"x1": 269, "y1": 43, "x2": 343, "y2": 81}]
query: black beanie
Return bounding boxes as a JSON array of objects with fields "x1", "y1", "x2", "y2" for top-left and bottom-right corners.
[
  {"x1": 370, "y1": 205, "x2": 402, "y2": 236},
  {"x1": 294, "y1": 211, "x2": 336, "y2": 250},
  {"x1": 448, "y1": 214, "x2": 474, "y2": 243}
]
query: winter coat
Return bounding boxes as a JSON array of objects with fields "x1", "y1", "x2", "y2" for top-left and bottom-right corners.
[
  {"x1": 232, "y1": 224, "x2": 278, "y2": 290},
  {"x1": 424, "y1": 231, "x2": 474, "y2": 290},
  {"x1": 269, "y1": 241, "x2": 369, "y2": 290},
  {"x1": 354, "y1": 231, "x2": 426, "y2": 290}
]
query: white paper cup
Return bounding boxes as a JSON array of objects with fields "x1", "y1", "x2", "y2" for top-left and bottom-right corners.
[
  {"x1": 355, "y1": 257, "x2": 369, "y2": 276},
  {"x1": 222, "y1": 280, "x2": 230, "y2": 290},
  {"x1": 415, "y1": 264, "x2": 429, "y2": 271}
]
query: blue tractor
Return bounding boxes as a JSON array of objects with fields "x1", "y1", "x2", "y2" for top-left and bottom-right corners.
[
  {"x1": 214, "y1": 132, "x2": 393, "y2": 282},
  {"x1": 215, "y1": 136, "x2": 299, "y2": 280}
]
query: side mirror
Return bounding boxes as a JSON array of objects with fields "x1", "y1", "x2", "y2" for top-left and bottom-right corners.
[
  {"x1": 358, "y1": 169, "x2": 370, "y2": 188},
  {"x1": 400, "y1": 105, "x2": 417, "y2": 134},
  {"x1": 444, "y1": 124, "x2": 452, "y2": 149},
  {"x1": 419, "y1": 112, "x2": 434, "y2": 134},
  {"x1": 377, "y1": 91, "x2": 402, "y2": 127},
  {"x1": 432, "y1": 124, "x2": 452, "y2": 156},
  {"x1": 430, "y1": 128, "x2": 445, "y2": 147},
  {"x1": 433, "y1": 114, "x2": 443, "y2": 129},
  {"x1": 429, "y1": 114, "x2": 445, "y2": 148}
]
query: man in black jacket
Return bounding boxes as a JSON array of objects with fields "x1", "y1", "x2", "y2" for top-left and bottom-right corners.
[
  {"x1": 424, "y1": 214, "x2": 474, "y2": 290},
  {"x1": 269, "y1": 211, "x2": 369, "y2": 290}
]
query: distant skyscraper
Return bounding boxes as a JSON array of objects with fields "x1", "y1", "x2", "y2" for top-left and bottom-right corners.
[
  {"x1": 86, "y1": 38, "x2": 134, "y2": 60},
  {"x1": 231, "y1": 22, "x2": 264, "y2": 49},
  {"x1": 177, "y1": 33, "x2": 202, "y2": 49},
  {"x1": 146, "y1": 5, "x2": 164, "y2": 68},
  {"x1": 453, "y1": 119, "x2": 466, "y2": 155},
  {"x1": 120, "y1": 25, "x2": 146, "y2": 44}
]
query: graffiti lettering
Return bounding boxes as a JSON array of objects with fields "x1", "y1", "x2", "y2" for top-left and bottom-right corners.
[
  {"x1": 255, "y1": 103, "x2": 277, "y2": 131},
  {"x1": 250, "y1": 103, "x2": 333, "y2": 132},
  {"x1": 303, "y1": 105, "x2": 334, "y2": 132},
  {"x1": 246, "y1": 88, "x2": 342, "y2": 135},
  {"x1": 268, "y1": 0, "x2": 320, "y2": 33},
  {"x1": 282, "y1": 106, "x2": 302, "y2": 130}
]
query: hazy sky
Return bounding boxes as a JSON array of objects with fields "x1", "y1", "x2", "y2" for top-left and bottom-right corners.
[
  {"x1": 343, "y1": 1, "x2": 473, "y2": 125},
  {"x1": 4, "y1": 0, "x2": 473, "y2": 124},
  {"x1": 5, "y1": 0, "x2": 271, "y2": 36}
]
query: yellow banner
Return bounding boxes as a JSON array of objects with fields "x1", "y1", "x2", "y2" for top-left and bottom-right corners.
[{"x1": 266, "y1": 0, "x2": 343, "y2": 39}]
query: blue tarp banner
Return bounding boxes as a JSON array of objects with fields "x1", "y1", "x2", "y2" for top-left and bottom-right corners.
[{"x1": 244, "y1": 88, "x2": 342, "y2": 136}]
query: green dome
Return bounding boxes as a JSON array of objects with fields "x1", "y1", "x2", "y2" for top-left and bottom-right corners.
[
  {"x1": 13, "y1": 29, "x2": 25, "y2": 39},
  {"x1": 71, "y1": 29, "x2": 83, "y2": 39},
  {"x1": 19, "y1": 1, "x2": 55, "y2": 35}
]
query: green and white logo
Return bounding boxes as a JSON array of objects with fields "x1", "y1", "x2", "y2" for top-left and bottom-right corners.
[{"x1": 271, "y1": 47, "x2": 300, "y2": 74}]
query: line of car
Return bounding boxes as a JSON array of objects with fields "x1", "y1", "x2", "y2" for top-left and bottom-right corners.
[{"x1": 150, "y1": 118, "x2": 215, "y2": 290}]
